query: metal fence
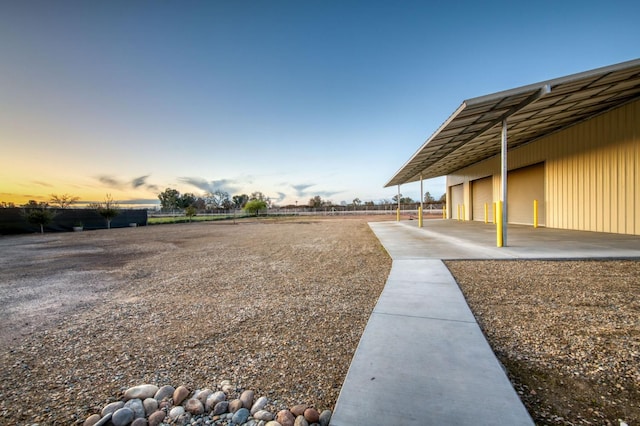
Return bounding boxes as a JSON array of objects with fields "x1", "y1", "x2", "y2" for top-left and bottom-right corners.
[
  {"x1": 149, "y1": 207, "x2": 444, "y2": 218},
  {"x1": 0, "y1": 208, "x2": 148, "y2": 235}
]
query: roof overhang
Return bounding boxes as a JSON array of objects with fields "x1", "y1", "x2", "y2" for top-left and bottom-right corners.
[{"x1": 385, "y1": 58, "x2": 640, "y2": 187}]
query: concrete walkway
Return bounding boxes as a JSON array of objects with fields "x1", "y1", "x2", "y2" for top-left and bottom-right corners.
[
  {"x1": 331, "y1": 220, "x2": 640, "y2": 425},
  {"x1": 379, "y1": 219, "x2": 640, "y2": 259}
]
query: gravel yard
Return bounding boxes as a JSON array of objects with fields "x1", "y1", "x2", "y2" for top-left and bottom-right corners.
[
  {"x1": 0, "y1": 217, "x2": 392, "y2": 424},
  {"x1": 447, "y1": 260, "x2": 639, "y2": 426},
  {"x1": 1, "y1": 217, "x2": 638, "y2": 426}
]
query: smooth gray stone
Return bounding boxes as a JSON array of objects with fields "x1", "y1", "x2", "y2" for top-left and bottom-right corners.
[
  {"x1": 125, "y1": 398, "x2": 145, "y2": 419},
  {"x1": 111, "y1": 407, "x2": 134, "y2": 426},
  {"x1": 154, "y1": 385, "x2": 175, "y2": 401},
  {"x1": 93, "y1": 412, "x2": 113, "y2": 426},
  {"x1": 231, "y1": 407, "x2": 250, "y2": 424},
  {"x1": 101, "y1": 401, "x2": 124, "y2": 417}
]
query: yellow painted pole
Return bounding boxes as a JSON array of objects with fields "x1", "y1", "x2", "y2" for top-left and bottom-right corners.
[
  {"x1": 443, "y1": 204, "x2": 446, "y2": 219},
  {"x1": 493, "y1": 202, "x2": 496, "y2": 224},
  {"x1": 419, "y1": 174, "x2": 424, "y2": 228},
  {"x1": 496, "y1": 201, "x2": 503, "y2": 247},
  {"x1": 484, "y1": 203, "x2": 488, "y2": 224},
  {"x1": 457, "y1": 205, "x2": 460, "y2": 221},
  {"x1": 533, "y1": 199, "x2": 538, "y2": 228},
  {"x1": 462, "y1": 204, "x2": 465, "y2": 221},
  {"x1": 396, "y1": 208, "x2": 400, "y2": 222}
]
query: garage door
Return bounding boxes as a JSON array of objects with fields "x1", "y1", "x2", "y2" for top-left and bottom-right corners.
[
  {"x1": 472, "y1": 176, "x2": 493, "y2": 222},
  {"x1": 507, "y1": 163, "x2": 545, "y2": 225},
  {"x1": 450, "y1": 184, "x2": 463, "y2": 220}
]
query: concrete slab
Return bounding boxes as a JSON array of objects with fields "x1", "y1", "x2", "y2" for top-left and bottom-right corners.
[
  {"x1": 387, "y1": 219, "x2": 640, "y2": 260},
  {"x1": 368, "y1": 220, "x2": 511, "y2": 260},
  {"x1": 332, "y1": 314, "x2": 533, "y2": 425},
  {"x1": 375, "y1": 260, "x2": 476, "y2": 323},
  {"x1": 332, "y1": 220, "x2": 638, "y2": 425},
  {"x1": 331, "y1": 256, "x2": 534, "y2": 425},
  {"x1": 385, "y1": 258, "x2": 455, "y2": 283}
]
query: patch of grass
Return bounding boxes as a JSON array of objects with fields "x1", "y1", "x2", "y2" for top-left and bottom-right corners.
[{"x1": 148, "y1": 215, "x2": 242, "y2": 224}]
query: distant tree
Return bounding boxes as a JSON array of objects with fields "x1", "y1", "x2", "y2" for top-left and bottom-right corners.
[
  {"x1": 393, "y1": 194, "x2": 414, "y2": 204},
  {"x1": 205, "y1": 190, "x2": 230, "y2": 210},
  {"x1": 89, "y1": 194, "x2": 120, "y2": 229},
  {"x1": 193, "y1": 197, "x2": 207, "y2": 211},
  {"x1": 221, "y1": 198, "x2": 233, "y2": 210},
  {"x1": 232, "y1": 194, "x2": 249, "y2": 209},
  {"x1": 178, "y1": 193, "x2": 196, "y2": 209},
  {"x1": 158, "y1": 188, "x2": 180, "y2": 211},
  {"x1": 364, "y1": 201, "x2": 375, "y2": 206},
  {"x1": 423, "y1": 192, "x2": 435, "y2": 204},
  {"x1": 250, "y1": 191, "x2": 267, "y2": 201},
  {"x1": 22, "y1": 200, "x2": 48, "y2": 208},
  {"x1": 185, "y1": 205, "x2": 197, "y2": 222},
  {"x1": 49, "y1": 193, "x2": 79, "y2": 209},
  {"x1": 0, "y1": 201, "x2": 16, "y2": 208},
  {"x1": 352, "y1": 198, "x2": 362, "y2": 207},
  {"x1": 250, "y1": 191, "x2": 271, "y2": 208},
  {"x1": 243, "y1": 199, "x2": 267, "y2": 216},
  {"x1": 438, "y1": 193, "x2": 446, "y2": 203},
  {"x1": 23, "y1": 206, "x2": 56, "y2": 234},
  {"x1": 308, "y1": 196, "x2": 323, "y2": 208}
]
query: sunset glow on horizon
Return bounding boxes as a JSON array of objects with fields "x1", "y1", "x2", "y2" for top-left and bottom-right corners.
[{"x1": 2, "y1": 1, "x2": 638, "y2": 209}]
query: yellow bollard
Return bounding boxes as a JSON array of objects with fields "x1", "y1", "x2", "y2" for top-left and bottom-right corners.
[
  {"x1": 496, "y1": 201, "x2": 503, "y2": 247},
  {"x1": 462, "y1": 204, "x2": 465, "y2": 221},
  {"x1": 418, "y1": 207, "x2": 423, "y2": 228},
  {"x1": 484, "y1": 203, "x2": 488, "y2": 224},
  {"x1": 396, "y1": 207, "x2": 400, "y2": 222},
  {"x1": 533, "y1": 199, "x2": 538, "y2": 228},
  {"x1": 443, "y1": 204, "x2": 446, "y2": 219},
  {"x1": 457, "y1": 205, "x2": 460, "y2": 221},
  {"x1": 493, "y1": 202, "x2": 496, "y2": 224}
]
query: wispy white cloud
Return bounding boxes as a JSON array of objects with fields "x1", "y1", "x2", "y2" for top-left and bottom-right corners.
[
  {"x1": 179, "y1": 177, "x2": 240, "y2": 194},
  {"x1": 273, "y1": 192, "x2": 287, "y2": 203},
  {"x1": 96, "y1": 174, "x2": 158, "y2": 192},
  {"x1": 97, "y1": 175, "x2": 123, "y2": 188},
  {"x1": 291, "y1": 183, "x2": 315, "y2": 196}
]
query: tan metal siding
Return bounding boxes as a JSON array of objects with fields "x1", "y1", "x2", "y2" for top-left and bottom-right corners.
[
  {"x1": 471, "y1": 177, "x2": 493, "y2": 222},
  {"x1": 446, "y1": 98, "x2": 640, "y2": 235},
  {"x1": 450, "y1": 184, "x2": 464, "y2": 220},
  {"x1": 507, "y1": 163, "x2": 545, "y2": 225},
  {"x1": 542, "y1": 100, "x2": 639, "y2": 234}
]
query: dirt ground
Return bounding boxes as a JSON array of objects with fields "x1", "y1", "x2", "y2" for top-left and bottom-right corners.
[
  {"x1": 447, "y1": 260, "x2": 639, "y2": 426},
  {"x1": 0, "y1": 216, "x2": 393, "y2": 424},
  {"x1": 0, "y1": 216, "x2": 638, "y2": 425}
]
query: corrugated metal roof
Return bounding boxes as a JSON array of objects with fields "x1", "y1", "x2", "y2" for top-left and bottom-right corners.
[{"x1": 385, "y1": 58, "x2": 640, "y2": 187}]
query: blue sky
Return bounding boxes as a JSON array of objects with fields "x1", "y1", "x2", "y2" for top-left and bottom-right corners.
[{"x1": 1, "y1": 0, "x2": 638, "y2": 207}]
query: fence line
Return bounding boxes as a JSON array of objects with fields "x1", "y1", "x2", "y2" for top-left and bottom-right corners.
[{"x1": 149, "y1": 208, "x2": 445, "y2": 218}]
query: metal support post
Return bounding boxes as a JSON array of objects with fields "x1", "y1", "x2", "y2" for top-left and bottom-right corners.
[
  {"x1": 499, "y1": 119, "x2": 508, "y2": 247},
  {"x1": 396, "y1": 185, "x2": 401, "y2": 222},
  {"x1": 419, "y1": 175, "x2": 423, "y2": 228}
]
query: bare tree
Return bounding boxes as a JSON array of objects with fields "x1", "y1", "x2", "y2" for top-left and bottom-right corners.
[
  {"x1": 205, "y1": 190, "x2": 230, "y2": 210},
  {"x1": 49, "y1": 193, "x2": 79, "y2": 209}
]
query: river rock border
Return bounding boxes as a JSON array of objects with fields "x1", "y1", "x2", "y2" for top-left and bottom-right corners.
[{"x1": 82, "y1": 381, "x2": 332, "y2": 426}]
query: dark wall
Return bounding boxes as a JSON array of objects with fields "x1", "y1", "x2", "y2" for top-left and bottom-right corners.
[{"x1": 0, "y1": 208, "x2": 148, "y2": 235}]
